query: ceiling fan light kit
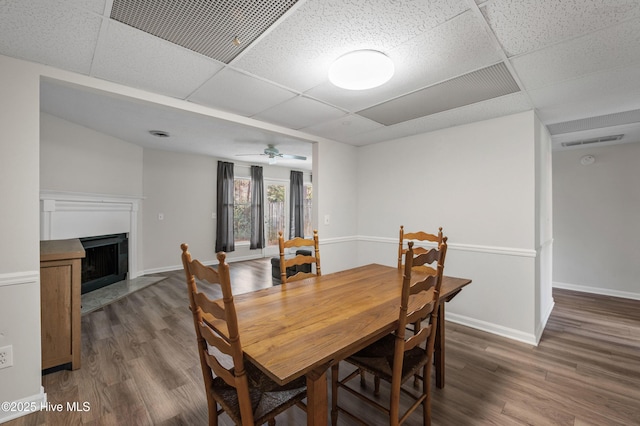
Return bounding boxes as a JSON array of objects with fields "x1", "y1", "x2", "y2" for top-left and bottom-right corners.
[
  {"x1": 328, "y1": 49, "x2": 395, "y2": 90},
  {"x1": 236, "y1": 144, "x2": 307, "y2": 165}
]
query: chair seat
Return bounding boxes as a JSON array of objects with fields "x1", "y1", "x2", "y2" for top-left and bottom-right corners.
[
  {"x1": 347, "y1": 334, "x2": 429, "y2": 383},
  {"x1": 211, "y1": 360, "x2": 306, "y2": 425}
]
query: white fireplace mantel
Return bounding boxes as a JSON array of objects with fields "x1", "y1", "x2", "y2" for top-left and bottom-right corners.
[{"x1": 40, "y1": 190, "x2": 142, "y2": 279}]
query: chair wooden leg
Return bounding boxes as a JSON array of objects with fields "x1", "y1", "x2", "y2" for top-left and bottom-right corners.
[
  {"x1": 374, "y1": 375, "x2": 381, "y2": 396},
  {"x1": 208, "y1": 400, "x2": 218, "y2": 426},
  {"x1": 331, "y1": 363, "x2": 339, "y2": 426},
  {"x1": 268, "y1": 420, "x2": 275, "y2": 426},
  {"x1": 360, "y1": 370, "x2": 366, "y2": 386},
  {"x1": 423, "y1": 364, "x2": 431, "y2": 426}
]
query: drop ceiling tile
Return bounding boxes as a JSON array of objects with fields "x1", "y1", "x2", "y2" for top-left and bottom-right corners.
[
  {"x1": 343, "y1": 122, "x2": 417, "y2": 146},
  {"x1": 301, "y1": 114, "x2": 384, "y2": 143},
  {"x1": 0, "y1": 0, "x2": 103, "y2": 74},
  {"x1": 189, "y1": 68, "x2": 297, "y2": 117},
  {"x1": 233, "y1": 0, "x2": 469, "y2": 92},
  {"x1": 253, "y1": 96, "x2": 346, "y2": 130},
  {"x1": 306, "y1": 11, "x2": 503, "y2": 113},
  {"x1": 530, "y1": 63, "x2": 640, "y2": 124},
  {"x1": 91, "y1": 20, "x2": 224, "y2": 99},
  {"x1": 347, "y1": 91, "x2": 532, "y2": 145},
  {"x1": 410, "y1": 91, "x2": 532, "y2": 132},
  {"x1": 481, "y1": 0, "x2": 640, "y2": 56},
  {"x1": 512, "y1": 17, "x2": 640, "y2": 90},
  {"x1": 67, "y1": 0, "x2": 106, "y2": 14},
  {"x1": 359, "y1": 62, "x2": 520, "y2": 126}
]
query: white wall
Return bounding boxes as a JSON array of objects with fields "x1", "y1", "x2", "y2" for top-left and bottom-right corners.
[
  {"x1": 314, "y1": 139, "x2": 360, "y2": 273},
  {"x1": 553, "y1": 142, "x2": 640, "y2": 299},
  {"x1": 0, "y1": 55, "x2": 45, "y2": 422},
  {"x1": 143, "y1": 148, "x2": 217, "y2": 271},
  {"x1": 534, "y1": 115, "x2": 554, "y2": 336},
  {"x1": 356, "y1": 111, "x2": 544, "y2": 344},
  {"x1": 40, "y1": 113, "x2": 143, "y2": 196},
  {"x1": 0, "y1": 53, "x2": 351, "y2": 421}
]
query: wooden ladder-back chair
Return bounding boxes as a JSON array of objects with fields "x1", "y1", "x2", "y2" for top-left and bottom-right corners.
[
  {"x1": 398, "y1": 225, "x2": 444, "y2": 270},
  {"x1": 277, "y1": 230, "x2": 321, "y2": 284},
  {"x1": 398, "y1": 226, "x2": 446, "y2": 334},
  {"x1": 331, "y1": 238, "x2": 448, "y2": 426},
  {"x1": 181, "y1": 244, "x2": 306, "y2": 426}
]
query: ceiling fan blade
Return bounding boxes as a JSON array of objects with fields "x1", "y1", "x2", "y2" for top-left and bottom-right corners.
[{"x1": 280, "y1": 154, "x2": 307, "y2": 160}]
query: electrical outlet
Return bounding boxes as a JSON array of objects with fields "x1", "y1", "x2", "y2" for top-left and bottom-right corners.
[{"x1": 0, "y1": 345, "x2": 13, "y2": 369}]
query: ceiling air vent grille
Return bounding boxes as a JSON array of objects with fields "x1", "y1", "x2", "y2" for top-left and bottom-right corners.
[
  {"x1": 358, "y1": 62, "x2": 520, "y2": 126},
  {"x1": 110, "y1": 0, "x2": 299, "y2": 64},
  {"x1": 560, "y1": 134, "x2": 624, "y2": 147}
]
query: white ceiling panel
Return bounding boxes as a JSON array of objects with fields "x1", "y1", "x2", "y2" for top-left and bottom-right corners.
[
  {"x1": 482, "y1": 0, "x2": 640, "y2": 57},
  {"x1": 40, "y1": 79, "x2": 313, "y2": 169},
  {"x1": 512, "y1": 17, "x2": 640, "y2": 90},
  {"x1": 301, "y1": 114, "x2": 384, "y2": 144},
  {"x1": 253, "y1": 96, "x2": 347, "y2": 130},
  {"x1": 91, "y1": 20, "x2": 224, "y2": 99},
  {"x1": 188, "y1": 68, "x2": 297, "y2": 117},
  {"x1": 346, "y1": 91, "x2": 532, "y2": 145},
  {"x1": 529, "y1": 63, "x2": 640, "y2": 124},
  {"x1": 0, "y1": 0, "x2": 103, "y2": 74},
  {"x1": 232, "y1": 0, "x2": 469, "y2": 92},
  {"x1": 1, "y1": 0, "x2": 637, "y2": 160},
  {"x1": 359, "y1": 62, "x2": 520, "y2": 126},
  {"x1": 305, "y1": 11, "x2": 503, "y2": 113}
]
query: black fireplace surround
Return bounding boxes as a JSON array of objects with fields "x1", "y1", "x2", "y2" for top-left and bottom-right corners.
[{"x1": 80, "y1": 233, "x2": 128, "y2": 294}]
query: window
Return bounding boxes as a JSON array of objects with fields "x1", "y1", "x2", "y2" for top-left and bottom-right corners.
[
  {"x1": 304, "y1": 183, "x2": 313, "y2": 237},
  {"x1": 234, "y1": 178, "x2": 251, "y2": 242},
  {"x1": 266, "y1": 183, "x2": 286, "y2": 246}
]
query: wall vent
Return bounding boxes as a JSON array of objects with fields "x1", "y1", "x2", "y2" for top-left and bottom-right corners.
[
  {"x1": 560, "y1": 134, "x2": 624, "y2": 147},
  {"x1": 110, "y1": 0, "x2": 299, "y2": 64}
]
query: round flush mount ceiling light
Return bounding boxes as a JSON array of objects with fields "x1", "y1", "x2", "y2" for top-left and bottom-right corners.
[{"x1": 328, "y1": 50, "x2": 394, "y2": 90}]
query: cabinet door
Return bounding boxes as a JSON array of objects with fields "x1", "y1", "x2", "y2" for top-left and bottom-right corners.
[{"x1": 41, "y1": 264, "x2": 73, "y2": 369}]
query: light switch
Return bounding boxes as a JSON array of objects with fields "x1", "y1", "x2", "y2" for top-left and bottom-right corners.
[
  {"x1": 158, "y1": 213, "x2": 164, "y2": 220},
  {"x1": 324, "y1": 214, "x2": 330, "y2": 225}
]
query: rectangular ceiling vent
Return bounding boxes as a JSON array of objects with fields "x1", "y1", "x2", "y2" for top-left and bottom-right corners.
[
  {"x1": 358, "y1": 62, "x2": 520, "y2": 126},
  {"x1": 560, "y1": 134, "x2": 624, "y2": 147},
  {"x1": 548, "y1": 109, "x2": 640, "y2": 135},
  {"x1": 110, "y1": 0, "x2": 299, "y2": 64}
]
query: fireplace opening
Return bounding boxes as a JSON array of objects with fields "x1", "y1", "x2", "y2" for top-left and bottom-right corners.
[{"x1": 80, "y1": 233, "x2": 128, "y2": 294}]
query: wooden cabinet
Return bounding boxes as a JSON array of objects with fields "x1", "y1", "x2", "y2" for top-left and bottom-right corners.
[{"x1": 40, "y1": 239, "x2": 85, "y2": 371}]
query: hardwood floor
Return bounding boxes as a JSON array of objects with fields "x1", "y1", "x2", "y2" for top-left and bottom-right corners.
[{"x1": 7, "y1": 258, "x2": 640, "y2": 425}]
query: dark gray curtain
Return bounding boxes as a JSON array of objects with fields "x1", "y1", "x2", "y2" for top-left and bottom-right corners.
[
  {"x1": 250, "y1": 165, "x2": 264, "y2": 249},
  {"x1": 215, "y1": 161, "x2": 235, "y2": 252},
  {"x1": 289, "y1": 170, "x2": 304, "y2": 239}
]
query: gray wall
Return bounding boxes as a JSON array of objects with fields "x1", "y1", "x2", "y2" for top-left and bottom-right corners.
[
  {"x1": 553, "y1": 142, "x2": 640, "y2": 299},
  {"x1": 355, "y1": 111, "x2": 554, "y2": 344},
  {"x1": 0, "y1": 54, "x2": 43, "y2": 421}
]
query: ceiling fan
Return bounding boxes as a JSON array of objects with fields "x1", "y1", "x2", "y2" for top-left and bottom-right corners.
[{"x1": 237, "y1": 144, "x2": 307, "y2": 165}]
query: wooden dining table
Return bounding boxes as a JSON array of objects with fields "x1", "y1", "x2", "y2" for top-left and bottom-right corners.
[{"x1": 227, "y1": 263, "x2": 471, "y2": 425}]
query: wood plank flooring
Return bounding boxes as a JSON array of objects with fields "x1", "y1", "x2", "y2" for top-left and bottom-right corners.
[{"x1": 6, "y1": 258, "x2": 640, "y2": 425}]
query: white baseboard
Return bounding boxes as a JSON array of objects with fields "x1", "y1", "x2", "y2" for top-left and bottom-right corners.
[
  {"x1": 143, "y1": 254, "x2": 265, "y2": 275},
  {"x1": 446, "y1": 312, "x2": 538, "y2": 346},
  {"x1": 535, "y1": 299, "x2": 555, "y2": 344},
  {"x1": 553, "y1": 281, "x2": 640, "y2": 301},
  {"x1": 0, "y1": 386, "x2": 46, "y2": 424}
]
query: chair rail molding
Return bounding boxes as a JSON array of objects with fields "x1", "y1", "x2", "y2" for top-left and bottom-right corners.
[
  {"x1": 40, "y1": 190, "x2": 143, "y2": 279},
  {"x1": 358, "y1": 235, "x2": 537, "y2": 258}
]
